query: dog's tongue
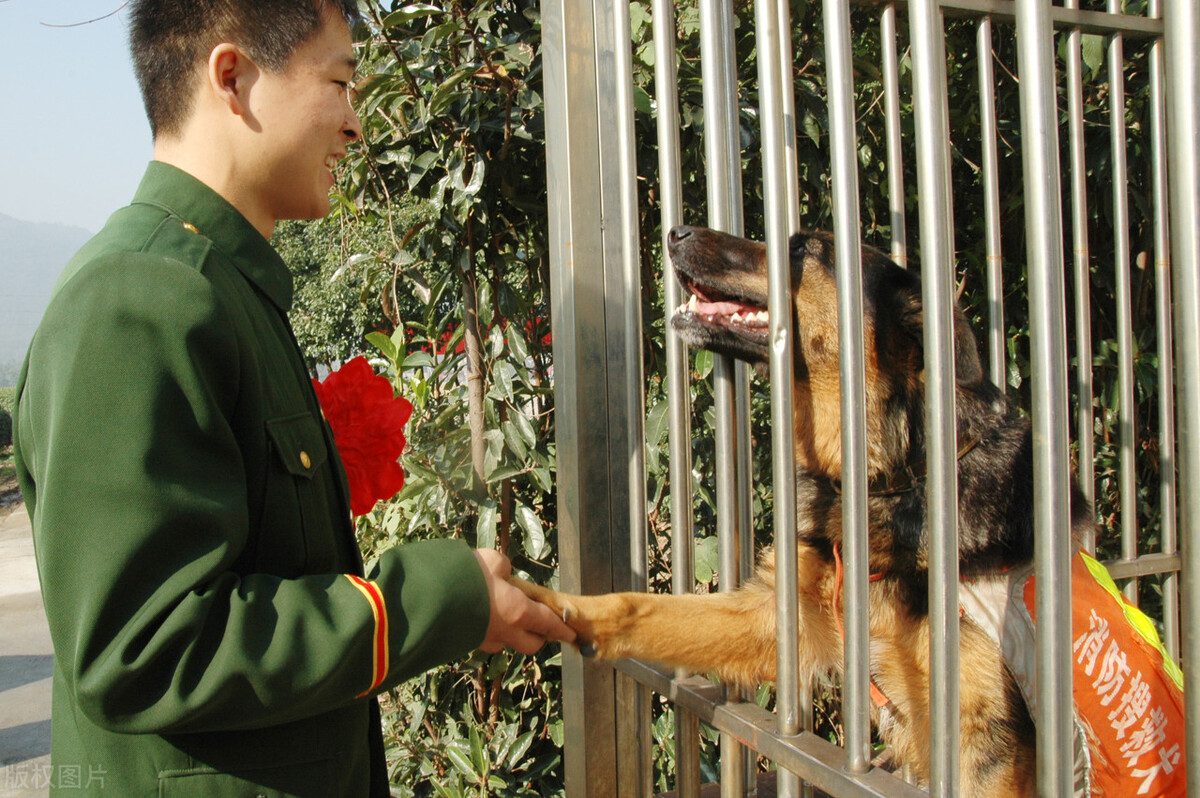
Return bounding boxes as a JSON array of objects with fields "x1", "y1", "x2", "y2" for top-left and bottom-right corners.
[
  {"x1": 695, "y1": 298, "x2": 756, "y2": 316},
  {"x1": 690, "y1": 285, "x2": 757, "y2": 317}
]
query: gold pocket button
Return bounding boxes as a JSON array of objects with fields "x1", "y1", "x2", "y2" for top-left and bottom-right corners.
[
  {"x1": 181, "y1": 222, "x2": 200, "y2": 234},
  {"x1": 300, "y1": 451, "x2": 312, "y2": 470}
]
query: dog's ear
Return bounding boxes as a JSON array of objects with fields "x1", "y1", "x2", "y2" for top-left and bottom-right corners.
[
  {"x1": 952, "y1": 308, "x2": 984, "y2": 385},
  {"x1": 894, "y1": 283, "x2": 984, "y2": 387}
]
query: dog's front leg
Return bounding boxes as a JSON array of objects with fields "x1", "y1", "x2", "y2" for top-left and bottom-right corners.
[{"x1": 511, "y1": 564, "x2": 841, "y2": 688}]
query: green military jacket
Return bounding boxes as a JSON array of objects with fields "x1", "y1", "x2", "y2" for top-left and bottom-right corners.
[{"x1": 13, "y1": 162, "x2": 491, "y2": 796}]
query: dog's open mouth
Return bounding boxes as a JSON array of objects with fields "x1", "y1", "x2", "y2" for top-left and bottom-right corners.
[
  {"x1": 672, "y1": 274, "x2": 772, "y2": 357},
  {"x1": 667, "y1": 225, "x2": 774, "y2": 364},
  {"x1": 674, "y1": 280, "x2": 770, "y2": 332}
]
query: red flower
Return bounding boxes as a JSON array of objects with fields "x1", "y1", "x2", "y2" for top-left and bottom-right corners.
[{"x1": 312, "y1": 356, "x2": 413, "y2": 517}]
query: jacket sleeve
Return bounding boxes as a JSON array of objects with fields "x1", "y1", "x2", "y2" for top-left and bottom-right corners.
[{"x1": 15, "y1": 252, "x2": 490, "y2": 734}]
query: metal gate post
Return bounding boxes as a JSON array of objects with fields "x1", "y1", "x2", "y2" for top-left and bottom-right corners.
[
  {"x1": 542, "y1": 0, "x2": 648, "y2": 793},
  {"x1": 1163, "y1": 0, "x2": 1200, "y2": 787}
]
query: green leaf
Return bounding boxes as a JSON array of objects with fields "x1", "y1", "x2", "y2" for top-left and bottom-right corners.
[
  {"x1": 507, "y1": 731, "x2": 536, "y2": 769},
  {"x1": 511, "y1": 409, "x2": 537, "y2": 448},
  {"x1": 502, "y1": 420, "x2": 529, "y2": 460},
  {"x1": 1081, "y1": 34, "x2": 1105, "y2": 77},
  {"x1": 486, "y1": 463, "x2": 525, "y2": 484},
  {"x1": 695, "y1": 349, "x2": 714, "y2": 379},
  {"x1": 469, "y1": 725, "x2": 486, "y2": 775},
  {"x1": 803, "y1": 111, "x2": 821, "y2": 146},
  {"x1": 476, "y1": 501, "x2": 498, "y2": 549},
  {"x1": 382, "y1": 4, "x2": 442, "y2": 27},
  {"x1": 548, "y1": 719, "x2": 564, "y2": 747},
  {"x1": 516, "y1": 504, "x2": 548, "y2": 560},
  {"x1": 644, "y1": 399, "x2": 669, "y2": 447},
  {"x1": 402, "y1": 352, "x2": 436, "y2": 370},
  {"x1": 444, "y1": 743, "x2": 476, "y2": 779},
  {"x1": 508, "y1": 326, "x2": 530, "y2": 361},
  {"x1": 633, "y1": 86, "x2": 653, "y2": 115},
  {"x1": 366, "y1": 331, "x2": 398, "y2": 363},
  {"x1": 694, "y1": 535, "x2": 718, "y2": 583}
]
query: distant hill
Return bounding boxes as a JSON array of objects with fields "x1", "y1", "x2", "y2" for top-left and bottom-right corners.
[{"x1": 0, "y1": 214, "x2": 92, "y2": 386}]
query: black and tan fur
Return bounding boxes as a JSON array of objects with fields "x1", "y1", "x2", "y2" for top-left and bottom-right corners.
[{"x1": 515, "y1": 226, "x2": 1092, "y2": 795}]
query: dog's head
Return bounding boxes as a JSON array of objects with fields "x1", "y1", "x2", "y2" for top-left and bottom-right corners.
[{"x1": 668, "y1": 225, "x2": 983, "y2": 478}]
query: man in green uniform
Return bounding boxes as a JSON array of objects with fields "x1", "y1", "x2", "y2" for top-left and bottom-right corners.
[{"x1": 11, "y1": 1, "x2": 574, "y2": 794}]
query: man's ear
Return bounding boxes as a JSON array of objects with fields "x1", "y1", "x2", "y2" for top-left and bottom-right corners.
[{"x1": 206, "y1": 43, "x2": 256, "y2": 119}]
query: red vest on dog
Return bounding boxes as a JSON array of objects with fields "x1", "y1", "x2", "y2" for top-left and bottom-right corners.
[{"x1": 960, "y1": 551, "x2": 1185, "y2": 796}]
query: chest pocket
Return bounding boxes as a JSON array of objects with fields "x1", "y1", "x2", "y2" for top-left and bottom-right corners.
[{"x1": 261, "y1": 412, "x2": 337, "y2": 575}]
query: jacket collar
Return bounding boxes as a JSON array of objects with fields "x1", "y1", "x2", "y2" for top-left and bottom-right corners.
[{"x1": 131, "y1": 161, "x2": 294, "y2": 313}]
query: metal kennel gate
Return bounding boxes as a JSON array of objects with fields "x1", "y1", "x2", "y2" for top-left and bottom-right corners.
[{"x1": 540, "y1": 0, "x2": 1200, "y2": 795}]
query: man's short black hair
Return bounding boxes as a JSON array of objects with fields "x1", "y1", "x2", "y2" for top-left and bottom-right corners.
[{"x1": 130, "y1": 0, "x2": 360, "y2": 139}]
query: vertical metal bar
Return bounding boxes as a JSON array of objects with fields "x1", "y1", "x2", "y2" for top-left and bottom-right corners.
[
  {"x1": 1147, "y1": 0, "x2": 1179, "y2": 661},
  {"x1": 1014, "y1": 0, "x2": 1074, "y2": 794},
  {"x1": 1063, "y1": 0, "x2": 1096, "y2": 553},
  {"x1": 752, "y1": 0, "x2": 799, "y2": 794},
  {"x1": 881, "y1": 4, "x2": 908, "y2": 268},
  {"x1": 541, "y1": 1, "x2": 619, "y2": 792},
  {"x1": 907, "y1": 0, "x2": 961, "y2": 792},
  {"x1": 605, "y1": 2, "x2": 653, "y2": 792},
  {"x1": 667, "y1": 0, "x2": 702, "y2": 767},
  {"x1": 820, "y1": 0, "x2": 871, "y2": 776},
  {"x1": 699, "y1": 2, "x2": 750, "y2": 794},
  {"x1": 775, "y1": 5, "x2": 812, "y2": 795},
  {"x1": 977, "y1": 17, "x2": 1006, "y2": 393},
  {"x1": 1107, "y1": 5, "x2": 1140, "y2": 603},
  {"x1": 1163, "y1": 0, "x2": 1200, "y2": 787}
]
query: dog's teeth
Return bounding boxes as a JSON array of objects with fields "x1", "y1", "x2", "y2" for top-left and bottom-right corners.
[
  {"x1": 687, "y1": 294, "x2": 698, "y2": 310},
  {"x1": 731, "y1": 312, "x2": 743, "y2": 323},
  {"x1": 753, "y1": 311, "x2": 769, "y2": 323}
]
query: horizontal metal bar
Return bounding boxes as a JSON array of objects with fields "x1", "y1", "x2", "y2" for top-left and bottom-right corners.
[
  {"x1": 1102, "y1": 552, "x2": 1183, "y2": 580},
  {"x1": 855, "y1": 0, "x2": 1164, "y2": 38},
  {"x1": 614, "y1": 659, "x2": 929, "y2": 798}
]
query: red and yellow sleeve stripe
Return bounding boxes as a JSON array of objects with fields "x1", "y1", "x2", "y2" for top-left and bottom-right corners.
[{"x1": 344, "y1": 574, "x2": 389, "y2": 697}]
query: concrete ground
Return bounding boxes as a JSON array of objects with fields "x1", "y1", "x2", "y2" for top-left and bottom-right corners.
[{"x1": 0, "y1": 505, "x2": 52, "y2": 798}]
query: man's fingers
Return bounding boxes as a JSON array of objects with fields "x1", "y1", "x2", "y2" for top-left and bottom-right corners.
[
  {"x1": 509, "y1": 629, "x2": 545, "y2": 655},
  {"x1": 529, "y1": 602, "x2": 576, "y2": 644}
]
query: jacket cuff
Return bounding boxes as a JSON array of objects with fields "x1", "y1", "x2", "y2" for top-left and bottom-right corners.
[{"x1": 360, "y1": 538, "x2": 490, "y2": 692}]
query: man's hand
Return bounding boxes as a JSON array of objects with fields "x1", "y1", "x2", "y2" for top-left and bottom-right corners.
[{"x1": 473, "y1": 549, "x2": 577, "y2": 654}]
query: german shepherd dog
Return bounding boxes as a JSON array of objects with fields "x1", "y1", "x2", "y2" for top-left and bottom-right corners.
[{"x1": 515, "y1": 225, "x2": 1093, "y2": 795}]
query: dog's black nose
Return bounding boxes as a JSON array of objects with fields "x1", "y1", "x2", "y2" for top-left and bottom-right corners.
[{"x1": 668, "y1": 226, "x2": 694, "y2": 247}]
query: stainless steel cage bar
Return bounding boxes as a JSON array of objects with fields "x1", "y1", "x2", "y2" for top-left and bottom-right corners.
[
  {"x1": 1163, "y1": 0, "x2": 1200, "y2": 788},
  {"x1": 1062, "y1": 0, "x2": 1096, "y2": 553},
  {"x1": 1014, "y1": 0, "x2": 1074, "y2": 793},
  {"x1": 977, "y1": 16, "x2": 1006, "y2": 392},
  {"x1": 906, "y1": 0, "x2": 961, "y2": 792},
  {"x1": 819, "y1": 0, "x2": 872, "y2": 776},
  {"x1": 651, "y1": 0, "x2": 704, "y2": 794},
  {"x1": 542, "y1": 2, "x2": 634, "y2": 792},
  {"x1": 1106, "y1": 4, "x2": 1140, "y2": 605},
  {"x1": 752, "y1": 0, "x2": 804, "y2": 792},
  {"x1": 880, "y1": 3, "x2": 908, "y2": 268},
  {"x1": 1147, "y1": 0, "x2": 1180, "y2": 662},
  {"x1": 698, "y1": 2, "x2": 753, "y2": 793},
  {"x1": 599, "y1": 2, "x2": 656, "y2": 790}
]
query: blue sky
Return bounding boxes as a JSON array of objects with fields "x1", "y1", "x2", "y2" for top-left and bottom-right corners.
[{"x1": 0, "y1": 1, "x2": 151, "y2": 233}]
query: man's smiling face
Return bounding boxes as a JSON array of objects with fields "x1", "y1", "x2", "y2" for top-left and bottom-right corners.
[{"x1": 240, "y1": 4, "x2": 362, "y2": 222}]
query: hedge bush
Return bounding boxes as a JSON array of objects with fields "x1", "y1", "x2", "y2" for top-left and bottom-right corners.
[{"x1": 0, "y1": 387, "x2": 14, "y2": 450}]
